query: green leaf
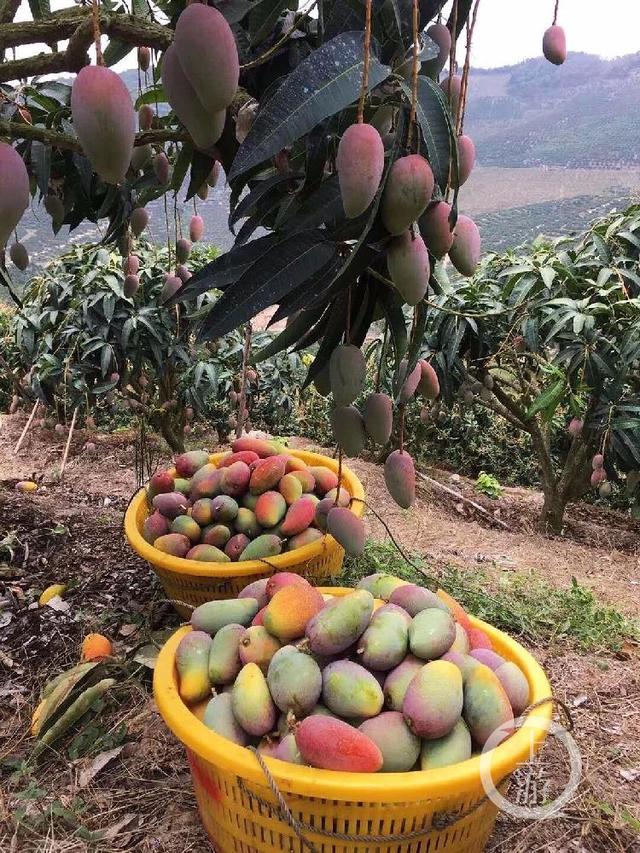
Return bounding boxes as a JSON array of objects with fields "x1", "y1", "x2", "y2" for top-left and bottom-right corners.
[
  {"x1": 30, "y1": 141, "x2": 51, "y2": 198},
  {"x1": 525, "y1": 378, "x2": 565, "y2": 420},
  {"x1": 253, "y1": 306, "x2": 326, "y2": 362},
  {"x1": 249, "y1": 0, "x2": 288, "y2": 45},
  {"x1": 230, "y1": 172, "x2": 299, "y2": 228},
  {"x1": 103, "y1": 40, "x2": 135, "y2": 67},
  {"x1": 186, "y1": 150, "x2": 216, "y2": 201},
  {"x1": 229, "y1": 31, "x2": 391, "y2": 179},
  {"x1": 402, "y1": 75, "x2": 455, "y2": 193}
]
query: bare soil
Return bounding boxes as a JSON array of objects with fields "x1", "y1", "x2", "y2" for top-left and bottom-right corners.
[{"x1": 1, "y1": 412, "x2": 639, "y2": 852}]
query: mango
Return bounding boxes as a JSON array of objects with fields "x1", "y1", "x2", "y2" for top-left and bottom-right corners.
[
  {"x1": 324, "y1": 486, "x2": 350, "y2": 506},
  {"x1": 219, "y1": 450, "x2": 260, "y2": 468},
  {"x1": 148, "y1": 470, "x2": 174, "y2": 498},
  {"x1": 296, "y1": 715, "x2": 383, "y2": 771},
  {"x1": 231, "y1": 662, "x2": 277, "y2": 736},
  {"x1": 162, "y1": 43, "x2": 224, "y2": 150},
  {"x1": 381, "y1": 154, "x2": 434, "y2": 236},
  {"x1": 255, "y1": 491, "x2": 287, "y2": 528},
  {"x1": 280, "y1": 495, "x2": 316, "y2": 537},
  {"x1": 130, "y1": 206, "x2": 149, "y2": 236},
  {"x1": 463, "y1": 665, "x2": 514, "y2": 747},
  {"x1": 440, "y1": 74, "x2": 462, "y2": 116},
  {"x1": 264, "y1": 584, "x2": 324, "y2": 640},
  {"x1": 267, "y1": 646, "x2": 322, "y2": 715},
  {"x1": 441, "y1": 651, "x2": 480, "y2": 683},
  {"x1": 252, "y1": 606, "x2": 266, "y2": 626},
  {"x1": 174, "y1": 477, "x2": 191, "y2": 495},
  {"x1": 152, "y1": 491, "x2": 189, "y2": 519},
  {"x1": 543, "y1": 24, "x2": 566, "y2": 65},
  {"x1": 418, "y1": 200, "x2": 453, "y2": 258},
  {"x1": 242, "y1": 492, "x2": 260, "y2": 511},
  {"x1": 308, "y1": 466, "x2": 339, "y2": 495},
  {"x1": 239, "y1": 533, "x2": 282, "y2": 561},
  {"x1": 257, "y1": 737, "x2": 280, "y2": 758},
  {"x1": 363, "y1": 392, "x2": 393, "y2": 445},
  {"x1": 71, "y1": 66, "x2": 135, "y2": 184},
  {"x1": 225, "y1": 533, "x2": 250, "y2": 561},
  {"x1": 284, "y1": 456, "x2": 308, "y2": 473},
  {"x1": 191, "y1": 598, "x2": 259, "y2": 634},
  {"x1": 160, "y1": 274, "x2": 181, "y2": 302},
  {"x1": 238, "y1": 578, "x2": 269, "y2": 609},
  {"x1": 359, "y1": 711, "x2": 420, "y2": 772},
  {"x1": 142, "y1": 511, "x2": 169, "y2": 544},
  {"x1": 278, "y1": 473, "x2": 304, "y2": 505},
  {"x1": 175, "y1": 449, "x2": 210, "y2": 478},
  {"x1": 468, "y1": 627, "x2": 493, "y2": 650},
  {"x1": 234, "y1": 507, "x2": 261, "y2": 539},
  {"x1": 288, "y1": 528, "x2": 324, "y2": 549},
  {"x1": 239, "y1": 626, "x2": 281, "y2": 671},
  {"x1": 232, "y1": 436, "x2": 285, "y2": 457},
  {"x1": 208, "y1": 623, "x2": 245, "y2": 683},
  {"x1": 190, "y1": 465, "x2": 222, "y2": 501},
  {"x1": 266, "y1": 573, "x2": 311, "y2": 599},
  {"x1": 389, "y1": 584, "x2": 449, "y2": 617},
  {"x1": 384, "y1": 449, "x2": 416, "y2": 509},
  {"x1": 314, "y1": 496, "x2": 333, "y2": 531},
  {"x1": 124, "y1": 274, "x2": 139, "y2": 297},
  {"x1": 383, "y1": 655, "x2": 423, "y2": 711},
  {"x1": 186, "y1": 543, "x2": 229, "y2": 562},
  {"x1": 189, "y1": 214, "x2": 204, "y2": 243},
  {"x1": 171, "y1": 515, "x2": 201, "y2": 543},
  {"x1": 329, "y1": 344, "x2": 366, "y2": 406},
  {"x1": 176, "y1": 630, "x2": 212, "y2": 703},
  {"x1": 0, "y1": 142, "x2": 30, "y2": 248},
  {"x1": 326, "y1": 507, "x2": 365, "y2": 556},
  {"x1": 403, "y1": 660, "x2": 463, "y2": 738},
  {"x1": 131, "y1": 144, "x2": 151, "y2": 171},
  {"x1": 457, "y1": 134, "x2": 475, "y2": 186},
  {"x1": 210, "y1": 494, "x2": 239, "y2": 523},
  {"x1": 422, "y1": 22, "x2": 451, "y2": 77},
  {"x1": 494, "y1": 661, "x2": 530, "y2": 715},
  {"x1": 249, "y1": 456, "x2": 287, "y2": 495},
  {"x1": 306, "y1": 589, "x2": 374, "y2": 655},
  {"x1": 43, "y1": 193, "x2": 64, "y2": 225},
  {"x1": 449, "y1": 214, "x2": 481, "y2": 277},
  {"x1": 417, "y1": 359, "x2": 440, "y2": 399},
  {"x1": 374, "y1": 602, "x2": 412, "y2": 625},
  {"x1": 202, "y1": 693, "x2": 248, "y2": 745},
  {"x1": 387, "y1": 230, "x2": 430, "y2": 306},
  {"x1": 336, "y1": 122, "x2": 385, "y2": 218},
  {"x1": 275, "y1": 732, "x2": 304, "y2": 764},
  {"x1": 469, "y1": 648, "x2": 504, "y2": 670},
  {"x1": 154, "y1": 533, "x2": 191, "y2": 557},
  {"x1": 357, "y1": 609, "x2": 408, "y2": 671},
  {"x1": 409, "y1": 608, "x2": 456, "y2": 660},
  {"x1": 322, "y1": 660, "x2": 383, "y2": 718},
  {"x1": 420, "y1": 718, "x2": 472, "y2": 770},
  {"x1": 219, "y1": 461, "x2": 250, "y2": 498},
  {"x1": 289, "y1": 469, "x2": 315, "y2": 493},
  {"x1": 330, "y1": 405, "x2": 367, "y2": 456},
  {"x1": 436, "y1": 588, "x2": 473, "y2": 633},
  {"x1": 201, "y1": 524, "x2": 231, "y2": 548},
  {"x1": 356, "y1": 573, "x2": 409, "y2": 600},
  {"x1": 450, "y1": 623, "x2": 470, "y2": 654}
]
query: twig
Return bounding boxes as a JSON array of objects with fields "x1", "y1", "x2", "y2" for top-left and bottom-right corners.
[
  {"x1": 456, "y1": 0, "x2": 481, "y2": 136},
  {"x1": 406, "y1": 0, "x2": 420, "y2": 149},
  {"x1": 60, "y1": 407, "x2": 78, "y2": 478},
  {"x1": 356, "y1": 0, "x2": 372, "y2": 122},
  {"x1": 416, "y1": 471, "x2": 511, "y2": 530},
  {"x1": 553, "y1": 0, "x2": 559, "y2": 25},
  {"x1": 240, "y1": 1, "x2": 318, "y2": 71},
  {"x1": 0, "y1": 119, "x2": 189, "y2": 153},
  {"x1": 14, "y1": 400, "x2": 38, "y2": 454},
  {"x1": 91, "y1": 0, "x2": 103, "y2": 66},
  {"x1": 236, "y1": 323, "x2": 252, "y2": 438}
]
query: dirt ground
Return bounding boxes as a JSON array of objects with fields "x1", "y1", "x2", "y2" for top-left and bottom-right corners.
[{"x1": 1, "y1": 412, "x2": 639, "y2": 852}]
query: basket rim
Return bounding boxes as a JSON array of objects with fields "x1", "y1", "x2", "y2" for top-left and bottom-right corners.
[
  {"x1": 124, "y1": 449, "x2": 365, "y2": 577},
  {"x1": 153, "y1": 588, "x2": 553, "y2": 802}
]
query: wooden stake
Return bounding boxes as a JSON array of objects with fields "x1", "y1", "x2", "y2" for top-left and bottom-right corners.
[
  {"x1": 14, "y1": 400, "x2": 38, "y2": 454},
  {"x1": 416, "y1": 471, "x2": 511, "y2": 530},
  {"x1": 60, "y1": 407, "x2": 78, "y2": 479},
  {"x1": 236, "y1": 323, "x2": 252, "y2": 439}
]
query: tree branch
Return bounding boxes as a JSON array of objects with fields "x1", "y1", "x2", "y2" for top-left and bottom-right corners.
[{"x1": 0, "y1": 118, "x2": 190, "y2": 152}]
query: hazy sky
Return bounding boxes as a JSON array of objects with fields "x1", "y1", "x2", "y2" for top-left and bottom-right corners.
[{"x1": 12, "y1": 0, "x2": 640, "y2": 71}]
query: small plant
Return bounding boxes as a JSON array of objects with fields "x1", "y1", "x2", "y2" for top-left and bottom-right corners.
[{"x1": 475, "y1": 471, "x2": 503, "y2": 499}]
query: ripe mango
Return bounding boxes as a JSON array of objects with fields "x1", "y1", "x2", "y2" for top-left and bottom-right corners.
[
  {"x1": 190, "y1": 465, "x2": 222, "y2": 501},
  {"x1": 374, "y1": 602, "x2": 412, "y2": 625},
  {"x1": 329, "y1": 344, "x2": 366, "y2": 406},
  {"x1": 308, "y1": 466, "x2": 339, "y2": 495},
  {"x1": 210, "y1": 494, "x2": 239, "y2": 523},
  {"x1": 278, "y1": 473, "x2": 303, "y2": 505},
  {"x1": 0, "y1": 142, "x2": 30, "y2": 248},
  {"x1": 208, "y1": 623, "x2": 245, "y2": 683},
  {"x1": 381, "y1": 154, "x2": 434, "y2": 235},
  {"x1": 255, "y1": 491, "x2": 287, "y2": 528},
  {"x1": 231, "y1": 662, "x2": 277, "y2": 736},
  {"x1": 275, "y1": 732, "x2": 303, "y2": 764},
  {"x1": 219, "y1": 450, "x2": 260, "y2": 468},
  {"x1": 436, "y1": 588, "x2": 473, "y2": 633},
  {"x1": 457, "y1": 134, "x2": 475, "y2": 186},
  {"x1": 403, "y1": 660, "x2": 463, "y2": 738},
  {"x1": 242, "y1": 492, "x2": 259, "y2": 511},
  {"x1": 171, "y1": 515, "x2": 201, "y2": 543},
  {"x1": 356, "y1": 573, "x2": 409, "y2": 600},
  {"x1": 469, "y1": 648, "x2": 504, "y2": 670},
  {"x1": 280, "y1": 495, "x2": 316, "y2": 537},
  {"x1": 267, "y1": 645, "x2": 322, "y2": 715},
  {"x1": 152, "y1": 491, "x2": 189, "y2": 519},
  {"x1": 225, "y1": 533, "x2": 250, "y2": 561},
  {"x1": 289, "y1": 469, "x2": 315, "y2": 493},
  {"x1": 314, "y1": 496, "x2": 333, "y2": 531},
  {"x1": 238, "y1": 578, "x2": 269, "y2": 609},
  {"x1": 450, "y1": 623, "x2": 470, "y2": 654},
  {"x1": 264, "y1": 584, "x2": 324, "y2": 640},
  {"x1": 330, "y1": 405, "x2": 367, "y2": 456},
  {"x1": 220, "y1": 461, "x2": 251, "y2": 498},
  {"x1": 327, "y1": 507, "x2": 365, "y2": 555},
  {"x1": 176, "y1": 630, "x2": 212, "y2": 704},
  {"x1": 174, "y1": 477, "x2": 191, "y2": 495},
  {"x1": 239, "y1": 626, "x2": 281, "y2": 671},
  {"x1": 239, "y1": 533, "x2": 282, "y2": 561},
  {"x1": 154, "y1": 533, "x2": 191, "y2": 557},
  {"x1": 336, "y1": 122, "x2": 385, "y2": 218},
  {"x1": 357, "y1": 608, "x2": 408, "y2": 671},
  {"x1": 234, "y1": 507, "x2": 261, "y2": 539},
  {"x1": 160, "y1": 274, "x2": 180, "y2": 302},
  {"x1": 418, "y1": 200, "x2": 453, "y2": 258},
  {"x1": 384, "y1": 449, "x2": 416, "y2": 508},
  {"x1": 494, "y1": 661, "x2": 530, "y2": 715},
  {"x1": 389, "y1": 584, "x2": 449, "y2": 617},
  {"x1": 191, "y1": 598, "x2": 259, "y2": 634},
  {"x1": 324, "y1": 486, "x2": 350, "y2": 506},
  {"x1": 232, "y1": 436, "x2": 285, "y2": 457},
  {"x1": 322, "y1": 660, "x2": 384, "y2": 718},
  {"x1": 148, "y1": 470, "x2": 175, "y2": 499},
  {"x1": 440, "y1": 74, "x2": 462, "y2": 116},
  {"x1": 266, "y1": 572, "x2": 311, "y2": 599},
  {"x1": 142, "y1": 511, "x2": 169, "y2": 544},
  {"x1": 257, "y1": 737, "x2": 280, "y2": 758},
  {"x1": 409, "y1": 608, "x2": 456, "y2": 660},
  {"x1": 420, "y1": 718, "x2": 472, "y2": 770},
  {"x1": 441, "y1": 651, "x2": 480, "y2": 683},
  {"x1": 130, "y1": 206, "x2": 149, "y2": 236},
  {"x1": 296, "y1": 715, "x2": 382, "y2": 772},
  {"x1": 201, "y1": 524, "x2": 231, "y2": 548},
  {"x1": 359, "y1": 711, "x2": 420, "y2": 772},
  {"x1": 543, "y1": 24, "x2": 566, "y2": 65},
  {"x1": 306, "y1": 589, "x2": 374, "y2": 655},
  {"x1": 363, "y1": 392, "x2": 393, "y2": 445},
  {"x1": 417, "y1": 359, "x2": 440, "y2": 399},
  {"x1": 189, "y1": 214, "x2": 204, "y2": 242},
  {"x1": 175, "y1": 450, "x2": 210, "y2": 477},
  {"x1": 288, "y1": 528, "x2": 324, "y2": 549},
  {"x1": 202, "y1": 693, "x2": 248, "y2": 745},
  {"x1": 186, "y1": 543, "x2": 229, "y2": 562},
  {"x1": 387, "y1": 231, "x2": 430, "y2": 306},
  {"x1": 463, "y1": 664, "x2": 514, "y2": 747},
  {"x1": 252, "y1": 606, "x2": 266, "y2": 626},
  {"x1": 162, "y1": 43, "x2": 224, "y2": 150},
  {"x1": 383, "y1": 655, "x2": 423, "y2": 711},
  {"x1": 249, "y1": 456, "x2": 287, "y2": 494},
  {"x1": 422, "y1": 22, "x2": 451, "y2": 77},
  {"x1": 468, "y1": 627, "x2": 493, "y2": 650},
  {"x1": 449, "y1": 214, "x2": 481, "y2": 277},
  {"x1": 284, "y1": 455, "x2": 308, "y2": 473}
]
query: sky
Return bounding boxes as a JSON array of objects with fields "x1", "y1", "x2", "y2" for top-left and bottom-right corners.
[{"x1": 11, "y1": 0, "x2": 640, "y2": 71}]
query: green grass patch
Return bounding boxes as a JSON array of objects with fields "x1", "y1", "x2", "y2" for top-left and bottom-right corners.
[{"x1": 337, "y1": 542, "x2": 639, "y2": 654}]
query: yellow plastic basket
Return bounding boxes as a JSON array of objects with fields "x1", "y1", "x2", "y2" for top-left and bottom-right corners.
[
  {"x1": 124, "y1": 450, "x2": 365, "y2": 615},
  {"x1": 154, "y1": 588, "x2": 553, "y2": 853}
]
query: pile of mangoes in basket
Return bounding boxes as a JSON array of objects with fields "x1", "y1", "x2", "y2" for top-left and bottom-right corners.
[
  {"x1": 143, "y1": 439, "x2": 365, "y2": 561},
  {"x1": 176, "y1": 572, "x2": 531, "y2": 772}
]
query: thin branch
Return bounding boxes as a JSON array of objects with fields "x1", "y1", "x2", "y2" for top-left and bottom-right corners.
[
  {"x1": 356, "y1": 0, "x2": 372, "y2": 123},
  {"x1": 240, "y1": 1, "x2": 317, "y2": 71},
  {"x1": 416, "y1": 472, "x2": 511, "y2": 530},
  {"x1": 0, "y1": 118, "x2": 189, "y2": 152},
  {"x1": 456, "y1": 0, "x2": 481, "y2": 136}
]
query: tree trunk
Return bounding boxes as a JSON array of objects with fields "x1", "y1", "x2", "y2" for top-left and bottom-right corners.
[
  {"x1": 158, "y1": 411, "x2": 184, "y2": 454},
  {"x1": 538, "y1": 487, "x2": 567, "y2": 535}
]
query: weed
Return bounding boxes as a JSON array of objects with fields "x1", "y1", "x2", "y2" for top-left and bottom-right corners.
[{"x1": 475, "y1": 471, "x2": 503, "y2": 499}]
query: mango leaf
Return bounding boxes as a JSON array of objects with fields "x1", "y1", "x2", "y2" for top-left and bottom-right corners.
[
  {"x1": 525, "y1": 378, "x2": 565, "y2": 420},
  {"x1": 380, "y1": 287, "x2": 408, "y2": 364},
  {"x1": 253, "y1": 305, "x2": 326, "y2": 362},
  {"x1": 249, "y1": 0, "x2": 288, "y2": 45},
  {"x1": 30, "y1": 141, "x2": 51, "y2": 197},
  {"x1": 230, "y1": 172, "x2": 300, "y2": 229},
  {"x1": 402, "y1": 75, "x2": 455, "y2": 193},
  {"x1": 229, "y1": 31, "x2": 391, "y2": 179},
  {"x1": 303, "y1": 288, "x2": 351, "y2": 386},
  {"x1": 186, "y1": 150, "x2": 216, "y2": 201},
  {"x1": 103, "y1": 40, "x2": 135, "y2": 67}
]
